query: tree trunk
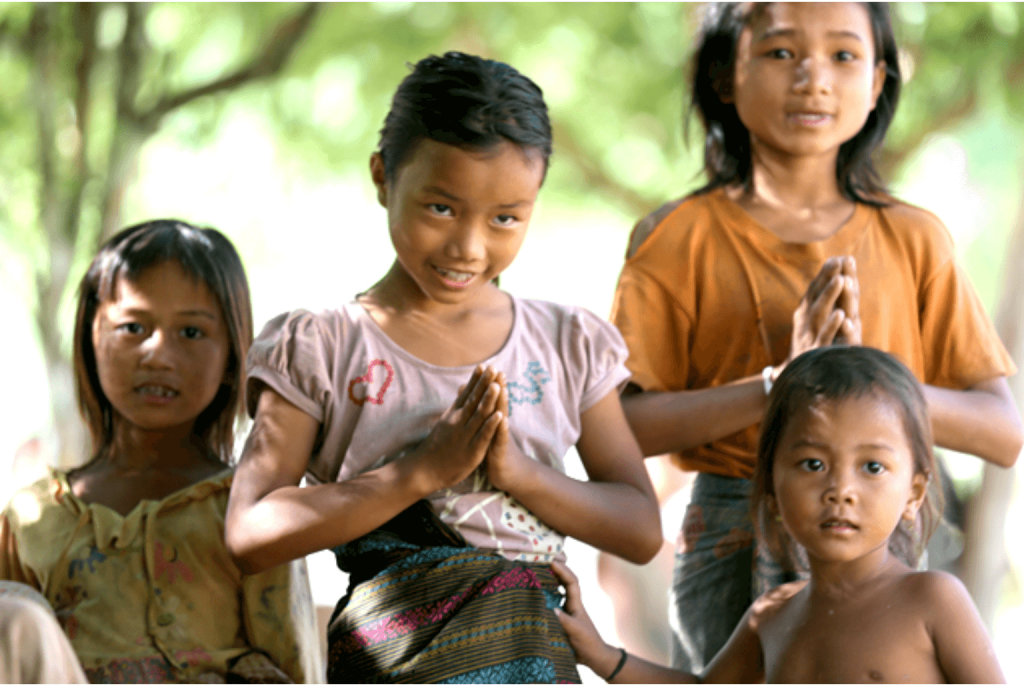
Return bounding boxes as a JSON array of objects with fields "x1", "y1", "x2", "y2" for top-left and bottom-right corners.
[{"x1": 959, "y1": 158, "x2": 1024, "y2": 630}]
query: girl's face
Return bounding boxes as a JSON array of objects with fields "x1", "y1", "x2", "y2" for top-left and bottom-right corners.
[
  {"x1": 92, "y1": 260, "x2": 230, "y2": 436},
  {"x1": 770, "y1": 393, "x2": 927, "y2": 566},
  {"x1": 729, "y1": 2, "x2": 886, "y2": 161},
  {"x1": 371, "y1": 138, "x2": 545, "y2": 306}
]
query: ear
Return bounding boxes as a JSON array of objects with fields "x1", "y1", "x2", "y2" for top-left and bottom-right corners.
[
  {"x1": 870, "y1": 60, "x2": 886, "y2": 111},
  {"x1": 902, "y1": 472, "x2": 928, "y2": 522},
  {"x1": 766, "y1": 493, "x2": 779, "y2": 518},
  {"x1": 369, "y1": 153, "x2": 389, "y2": 207}
]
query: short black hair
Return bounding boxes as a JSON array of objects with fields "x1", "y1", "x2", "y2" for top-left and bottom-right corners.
[
  {"x1": 73, "y1": 219, "x2": 253, "y2": 464},
  {"x1": 377, "y1": 51, "x2": 552, "y2": 182},
  {"x1": 752, "y1": 346, "x2": 941, "y2": 570},
  {"x1": 688, "y1": 2, "x2": 901, "y2": 206}
]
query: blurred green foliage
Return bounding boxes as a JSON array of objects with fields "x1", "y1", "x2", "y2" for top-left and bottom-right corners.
[{"x1": 0, "y1": 0, "x2": 1022, "y2": 463}]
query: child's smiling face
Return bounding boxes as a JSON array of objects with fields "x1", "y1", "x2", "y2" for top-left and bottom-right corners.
[
  {"x1": 91, "y1": 260, "x2": 230, "y2": 436},
  {"x1": 770, "y1": 393, "x2": 928, "y2": 567},
  {"x1": 729, "y1": 2, "x2": 886, "y2": 161},
  {"x1": 371, "y1": 138, "x2": 545, "y2": 307}
]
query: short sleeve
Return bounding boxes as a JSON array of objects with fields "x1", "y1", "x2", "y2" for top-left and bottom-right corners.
[
  {"x1": 241, "y1": 558, "x2": 324, "y2": 683},
  {"x1": 610, "y1": 262, "x2": 694, "y2": 394},
  {"x1": 247, "y1": 310, "x2": 334, "y2": 421},
  {"x1": 567, "y1": 308, "x2": 632, "y2": 413},
  {"x1": 920, "y1": 257, "x2": 1016, "y2": 389}
]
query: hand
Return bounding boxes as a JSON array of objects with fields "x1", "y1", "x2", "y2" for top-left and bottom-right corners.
[
  {"x1": 551, "y1": 561, "x2": 621, "y2": 676},
  {"x1": 409, "y1": 365, "x2": 504, "y2": 491},
  {"x1": 483, "y1": 378, "x2": 534, "y2": 493},
  {"x1": 832, "y1": 256, "x2": 861, "y2": 346},
  {"x1": 787, "y1": 256, "x2": 853, "y2": 365}
]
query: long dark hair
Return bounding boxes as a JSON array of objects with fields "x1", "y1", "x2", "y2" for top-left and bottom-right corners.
[
  {"x1": 73, "y1": 219, "x2": 253, "y2": 464},
  {"x1": 688, "y1": 2, "x2": 901, "y2": 206},
  {"x1": 752, "y1": 346, "x2": 941, "y2": 570},
  {"x1": 377, "y1": 51, "x2": 552, "y2": 182}
]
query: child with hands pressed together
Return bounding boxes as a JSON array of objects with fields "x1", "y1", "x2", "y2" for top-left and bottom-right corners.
[
  {"x1": 225, "y1": 52, "x2": 661, "y2": 684},
  {"x1": 0, "y1": 221, "x2": 319, "y2": 683},
  {"x1": 555, "y1": 346, "x2": 1006, "y2": 684},
  {"x1": 609, "y1": 1, "x2": 1023, "y2": 670}
]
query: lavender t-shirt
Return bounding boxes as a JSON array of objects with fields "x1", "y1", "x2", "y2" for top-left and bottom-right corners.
[{"x1": 247, "y1": 295, "x2": 630, "y2": 563}]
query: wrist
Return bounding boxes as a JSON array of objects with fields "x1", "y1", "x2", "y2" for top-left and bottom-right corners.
[{"x1": 586, "y1": 643, "x2": 625, "y2": 681}]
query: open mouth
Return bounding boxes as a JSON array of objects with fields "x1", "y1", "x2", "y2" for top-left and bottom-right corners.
[
  {"x1": 820, "y1": 518, "x2": 858, "y2": 532},
  {"x1": 433, "y1": 265, "x2": 476, "y2": 287},
  {"x1": 788, "y1": 112, "x2": 832, "y2": 126},
  {"x1": 135, "y1": 385, "x2": 180, "y2": 400}
]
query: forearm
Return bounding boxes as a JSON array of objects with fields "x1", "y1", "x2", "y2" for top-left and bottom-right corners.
[
  {"x1": 582, "y1": 644, "x2": 694, "y2": 684},
  {"x1": 924, "y1": 379, "x2": 1023, "y2": 468},
  {"x1": 507, "y1": 462, "x2": 661, "y2": 563},
  {"x1": 227, "y1": 458, "x2": 435, "y2": 573},
  {"x1": 622, "y1": 376, "x2": 768, "y2": 456}
]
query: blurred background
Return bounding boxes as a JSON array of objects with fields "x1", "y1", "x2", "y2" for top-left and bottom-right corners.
[{"x1": 1, "y1": 2, "x2": 1022, "y2": 681}]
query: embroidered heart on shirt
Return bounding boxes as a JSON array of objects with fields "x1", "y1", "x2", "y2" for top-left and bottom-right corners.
[{"x1": 348, "y1": 359, "x2": 395, "y2": 406}]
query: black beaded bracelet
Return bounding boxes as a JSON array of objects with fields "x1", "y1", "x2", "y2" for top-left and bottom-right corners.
[{"x1": 605, "y1": 647, "x2": 629, "y2": 682}]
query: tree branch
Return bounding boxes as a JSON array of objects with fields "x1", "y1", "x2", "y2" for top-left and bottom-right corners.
[
  {"x1": 115, "y1": 2, "x2": 148, "y2": 125},
  {"x1": 138, "y1": 3, "x2": 320, "y2": 129},
  {"x1": 63, "y1": 3, "x2": 99, "y2": 244},
  {"x1": 551, "y1": 120, "x2": 658, "y2": 220}
]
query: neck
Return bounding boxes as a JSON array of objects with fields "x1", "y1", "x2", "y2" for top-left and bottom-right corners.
[
  {"x1": 746, "y1": 144, "x2": 846, "y2": 210},
  {"x1": 101, "y1": 419, "x2": 210, "y2": 472},
  {"x1": 805, "y1": 546, "x2": 904, "y2": 600},
  {"x1": 366, "y1": 260, "x2": 503, "y2": 320}
]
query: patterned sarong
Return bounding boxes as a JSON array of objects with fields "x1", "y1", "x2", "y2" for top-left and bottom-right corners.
[{"x1": 326, "y1": 501, "x2": 580, "y2": 684}]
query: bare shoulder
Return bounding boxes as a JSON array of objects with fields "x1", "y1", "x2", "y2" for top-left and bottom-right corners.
[
  {"x1": 626, "y1": 197, "x2": 687, "y2": 259},
  {"x1": 748, "y1": 579, "x2": 807, "y2": 629},
  {"x1": 896, "y1": 569, "x2": 968, "y2": 602},
  {"x1": 884, "y1": 569, "x2": 980, "y2": 630}
]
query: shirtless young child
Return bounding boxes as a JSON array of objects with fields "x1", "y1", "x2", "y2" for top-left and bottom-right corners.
[{"x1": 554, "y1": 347, "x2": 1006, "y2": 684}]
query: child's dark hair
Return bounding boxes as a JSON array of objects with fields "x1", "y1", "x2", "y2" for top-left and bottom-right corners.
[
  {"x1": 689, "y1": 2, "x2": 901, "y2": 206},
  {"x1": 377, "y1": 51, "x2": 552, "y2": 182},
  {"x1": 73, "y1": 220, "x2": 253, "y2": 464},
  {"x1": 752, "y1": 346, "x2": 941, "y2": 569}
]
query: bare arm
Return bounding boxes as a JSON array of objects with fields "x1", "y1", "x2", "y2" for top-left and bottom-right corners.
[
  {"x1": 225, "y1": 367, "x2": 505, "y2": 573},
  {"x1": 552, "y1": 561, "x2": 694, "y2": 684},
  {"x1": 925, "y1": 376, "x2": 1023, "y2": 468},
  {"x1": 487, "y1": 389, "x2": 662, "y2": 564},
  {"x1": 926, "y1": 571, "x2": 1005, "y2": 683},
  {"x1": 623, "y1": 257, "x2": 855, "y2": 457}
]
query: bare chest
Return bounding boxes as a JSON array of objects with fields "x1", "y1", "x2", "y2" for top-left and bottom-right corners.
[{"x1": 761, "y1": 597, "x2": 942, "y2": 684}]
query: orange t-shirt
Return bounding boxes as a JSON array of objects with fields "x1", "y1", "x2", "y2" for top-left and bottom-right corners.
[{"x1": 610, "y1": 188, "x2": 1017, "y2": 479}]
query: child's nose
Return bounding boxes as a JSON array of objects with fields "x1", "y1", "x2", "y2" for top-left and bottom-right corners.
[
  {"x1": 793, "y1": 57, "x2": 833, "y2": 95},
  {"x1": 140, "y1": 329, "x2": 175, "y2": 368},
  {"x1": 824, "y1": 472, "x2": 856, "y2": 504},
  {"x1": 446, "y1": 221, "x2": 487, "y2": 261}
]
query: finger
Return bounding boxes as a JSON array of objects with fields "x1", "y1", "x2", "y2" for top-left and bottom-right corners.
[
  {"x1": 551, "y1": 561, "x2": 583, "y2": 614},
  {"x1": 470, "y1": 411, "x2": 503, "y2": 455},
  {"x1": 455, "y1": 366, "x2": 484, "y2": 408},
  {"x1": 488, "y1": 416, "x2": 509, "y2": 457},
  {"x1": 805, "y1": 257, "x2": 842, "y2": 303},
  {"x1": 495, "y1": 372, "x2": 509, "y2": 417},
  {"x1": 817, "y1": 309, "x2": 845, "y2": 346},
  {"x1": 841, "y1": 317, "x2": 862, "y2": 346},
  {"x1": 809, "y1": 276, "x2": 844, "y2": 330}
]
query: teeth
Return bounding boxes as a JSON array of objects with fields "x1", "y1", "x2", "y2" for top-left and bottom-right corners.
[
  {"x1": 435, "y1": 266, "x2": 473, "y2": 283},
  {"x1": 138, "y1": 385, "x2": 178, "y2": 397}
]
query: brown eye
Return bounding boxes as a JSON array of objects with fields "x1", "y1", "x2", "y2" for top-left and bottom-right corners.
[{"x1": 118, "y1": 322, "x2": 144, "y2": 335}]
